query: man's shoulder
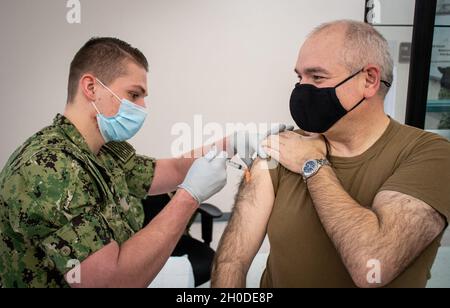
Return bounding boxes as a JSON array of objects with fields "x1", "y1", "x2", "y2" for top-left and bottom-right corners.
[
  {"x1": 0, "y1": 148, "x2": 80, "y2": 197},
  {"x1": 2, "y1": 124, "x2": 81, "y2": 175},
  {"x1": 0, "y1": 139, "x2": 94, "y2": 222},
  {"x1": 394, "y1": 121, "x2": 450, "y2": 152}
]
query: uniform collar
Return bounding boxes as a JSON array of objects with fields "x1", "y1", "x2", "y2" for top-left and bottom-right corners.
[{"x1": 53, "y1": 113, "x2": 95, "y2": 156}]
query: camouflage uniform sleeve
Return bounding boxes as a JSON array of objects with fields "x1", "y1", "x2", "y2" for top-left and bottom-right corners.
[
  {"x1": 5, "y1": 149, "x2": 113, "y2": 275},
  {"x1": 125, "y1": 154, "x2": 156, "y2": 200},
  {"x1": 40, "y1": 212, "x2": 112, "y2": 275}
]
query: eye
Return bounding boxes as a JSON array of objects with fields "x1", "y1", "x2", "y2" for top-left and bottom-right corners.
[
  {"x1": 312, "y1": 75, "x2": 325, "y2": 81},
  {"x1": 129, "y1": 92, "x2": 140, "y2": 100}
]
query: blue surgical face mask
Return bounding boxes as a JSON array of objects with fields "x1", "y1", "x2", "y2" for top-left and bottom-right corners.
[{"x1": 91, "y1": 78, "x2": 148, "y2": 142}]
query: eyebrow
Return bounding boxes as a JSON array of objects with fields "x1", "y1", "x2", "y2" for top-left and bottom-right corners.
[
  {"x1": 130, "y1": 85, "x2": 148, "y2": 97},
  {"x1": 295, "y1": 67, "x2": 331, "y2": 76}
]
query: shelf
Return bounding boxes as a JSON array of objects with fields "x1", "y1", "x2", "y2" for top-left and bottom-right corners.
[{"x1": 426, "y1": 100, "x2": 450, "y2": 112}]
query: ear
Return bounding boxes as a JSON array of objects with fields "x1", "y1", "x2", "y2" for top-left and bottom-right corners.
[
  {"x1": 438, "y1": 67, "x2": 444, "y2": 74},
  {"x1": 362, "y1": 65, "x2": 382, "y2": 99},
  {"x1": 79, "y1": 74, "x2": 97, "y2": 102}
]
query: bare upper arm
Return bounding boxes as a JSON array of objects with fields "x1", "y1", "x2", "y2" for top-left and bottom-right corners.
[
  {"x1": 216, "y1": 158, "x2": 275, "y2": 267},
  {"x1": 371, "y1": 190, "x2": 445, "y2": 277},
  {"x1": 235, "y1": 158, "x2": 275, "y2": 229}
]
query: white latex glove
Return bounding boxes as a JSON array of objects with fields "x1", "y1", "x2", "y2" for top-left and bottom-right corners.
[
  {"x1": 178, "y1": 150, "x2": 228, "y2": 203},
  {"x1": 229, "y1": 124, "x2": 294, "y2": 168}
]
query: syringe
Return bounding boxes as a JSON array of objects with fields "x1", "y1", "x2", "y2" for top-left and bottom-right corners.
[
  {"x1": 226, "y1": 160, "x2": 251, "y2": 183},
  {"x1": 226, "y1": 160, "x2": 245, "y2": 170}
]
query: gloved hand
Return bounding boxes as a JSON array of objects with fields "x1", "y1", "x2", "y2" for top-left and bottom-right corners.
[
  {"x1": 178, "y1": 149, "x2": 228, "y2": 204},
  {"x1": 229, "y1": 124, "x2": 294, "y2": 168}
]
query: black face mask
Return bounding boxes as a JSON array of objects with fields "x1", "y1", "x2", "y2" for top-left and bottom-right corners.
[{"x1": 289, "y1": 69, "x2": 391, "y2": 133}]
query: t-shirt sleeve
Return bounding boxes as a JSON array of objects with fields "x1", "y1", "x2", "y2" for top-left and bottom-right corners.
[
  {"x1": 268, "y1": 159, "x2": 283, "y2": 195},
  {"x1": 125, "y1": 154, "x2": 156, "y2": 200},
  {"x1": 4, "y1": 150, "x2": 113, "y2": 275},
  {"x1": 379, "y1": 134, "x2": 450, "y2": 223}
]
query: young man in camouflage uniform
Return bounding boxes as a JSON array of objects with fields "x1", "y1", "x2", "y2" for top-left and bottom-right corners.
[{"x1": 0, "y1": 37, "x2": 285, "y2": 288}]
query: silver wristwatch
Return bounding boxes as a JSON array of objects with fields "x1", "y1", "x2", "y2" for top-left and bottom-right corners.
[{"x1": 300, "y1": 158, "x2": 331, "y2": 182}]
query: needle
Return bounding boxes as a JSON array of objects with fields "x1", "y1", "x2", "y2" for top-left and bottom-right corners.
[
  {"x1": 226, "y1": 160, "x2": 244, "y2": 170},
  {"x1": 226, "y1": 160, "x2": 252, "y2": 183}
]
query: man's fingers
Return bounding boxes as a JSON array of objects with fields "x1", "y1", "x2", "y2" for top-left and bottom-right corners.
[
  {"x1": 256, "y1": 145, "x2": 269, "y2": 159},
  {"x1": 262, "y1": 134, "x2": 281, "y2": 148},
  {"x1": 263, "y1": 123, "x2": 286, "y2": 138},
  {"x1": 261, "y1": 146, "x2": 280, "y2": 161},
  {"x1": 285, "y1": 125, "x2": 295, "y2": 131},
  {"x1": 241, "y1": 157, "x2": 253, "y2": 169},
  {"x1": 278, "y1": 130, "x2": 298, "y2": 139},
  {"x1": 211, "y1": 151, "x2": 228, "y2": 167},
  {"x1": 204, "y1": 146, "x2": 218, "y2": 162},
  {"x1": 216, "y1": 150, "x2": 228, "y2": 159}
]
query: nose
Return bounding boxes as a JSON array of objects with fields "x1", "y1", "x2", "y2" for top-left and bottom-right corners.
[
  {"x1": 299, "y1": 78, "x2": 314, "y2": 85},
  {"x1": 136, "y1": 98, "x2": 147, "y2": 108}
]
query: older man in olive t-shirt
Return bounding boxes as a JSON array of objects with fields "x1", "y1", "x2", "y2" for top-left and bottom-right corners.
[{"x1": 211, "y1": 20, "x2": 450, "y2": 288}]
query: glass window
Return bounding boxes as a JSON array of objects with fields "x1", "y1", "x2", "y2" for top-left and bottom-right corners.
[{"x1": 425, "y1": 0, "x2": 450, "y2": 139}]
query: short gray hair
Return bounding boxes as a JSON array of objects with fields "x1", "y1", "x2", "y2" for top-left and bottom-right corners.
[{"x1": 310, "y1": 20, "x2": 394, "y2": 97}]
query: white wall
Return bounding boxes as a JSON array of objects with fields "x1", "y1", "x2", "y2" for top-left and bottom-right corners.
[{"x1": 0, "y1": 0, "x2": 366, "y2": 212}]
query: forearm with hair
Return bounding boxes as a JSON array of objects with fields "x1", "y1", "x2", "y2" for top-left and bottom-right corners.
[{"x1": 308, "y1": 166, "x2": 445, "y2": 287}]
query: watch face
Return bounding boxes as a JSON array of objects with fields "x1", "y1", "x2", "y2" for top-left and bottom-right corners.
[{"x1": 303, "y1": 160, "x2": 317, "y2": 175}]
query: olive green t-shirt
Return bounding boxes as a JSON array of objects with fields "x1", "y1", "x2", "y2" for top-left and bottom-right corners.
[{"x1": 262, "y1": 118, "x2": 450, "y2": 288}]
